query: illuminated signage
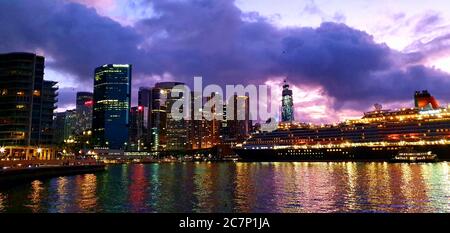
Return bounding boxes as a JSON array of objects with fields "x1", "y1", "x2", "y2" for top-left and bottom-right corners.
[{"x1": 84, "y1": 100, "x2": 93, "y2": 106}]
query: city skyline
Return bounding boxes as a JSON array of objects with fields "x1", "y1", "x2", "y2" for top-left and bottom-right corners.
[
  {"x1": 1, "y1": 0, "x2": 450, "y2": 125},
  {"x1": 2, "y1": 0, "x2": 450, "y2": 222}
]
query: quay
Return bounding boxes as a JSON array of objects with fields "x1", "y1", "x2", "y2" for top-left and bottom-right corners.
[{"x1": 0, "y1": 160, "x2": 106, "y2": 187}]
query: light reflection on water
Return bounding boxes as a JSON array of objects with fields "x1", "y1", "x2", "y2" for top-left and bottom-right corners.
[{"x1": 0, "y1": 162, "x2": 449, "y2": 213}]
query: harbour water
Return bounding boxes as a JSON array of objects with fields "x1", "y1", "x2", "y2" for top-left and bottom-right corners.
[{"x1": 0, "y1": 162, "x2": 449, "y2": 213}]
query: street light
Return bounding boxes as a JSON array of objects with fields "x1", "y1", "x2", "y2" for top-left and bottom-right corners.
[{"x1": 0, "y1": 147, "x2": 5, "y2": 154}]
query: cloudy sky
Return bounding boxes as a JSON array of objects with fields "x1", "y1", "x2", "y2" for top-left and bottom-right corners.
[{"x1": 1, "y1": 0, "x2": 450, "y2": 123}]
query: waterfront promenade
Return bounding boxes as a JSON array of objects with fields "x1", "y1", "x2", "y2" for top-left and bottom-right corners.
[{"x1": 0, "y1": 159, "x2": 105, "y2": 186}]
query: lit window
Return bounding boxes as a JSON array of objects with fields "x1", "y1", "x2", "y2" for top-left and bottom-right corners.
[{"x1": 16, "y1": 105, "x2": 25, "y2": 109}]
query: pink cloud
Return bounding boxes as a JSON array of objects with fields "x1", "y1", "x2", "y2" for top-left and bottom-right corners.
[{"x1": 264, "y1": 77, "x2": 371, "y2": 124}]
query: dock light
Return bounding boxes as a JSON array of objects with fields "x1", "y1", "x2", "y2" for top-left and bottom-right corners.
[{"x1": 0, "y1": 147, "x2": 5, "y2": 153}]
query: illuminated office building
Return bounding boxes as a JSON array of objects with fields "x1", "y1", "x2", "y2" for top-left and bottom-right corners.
[
  {"x1": 129, "y1": 106, "x2": 145, "y2": 151},
  {"x1": 53, "y1": 112, "x2": 66, "y2": 145},
  {"x1": 149, "y1": 82, "x2": 185, "y2": 151},
  {"x1": 53, "y1": 111, "x2": 76, "y2": 145},
  {"x1": 187, "y1": 92, "x2": 221, "y2": 149},
  {"x1": 137, "y1": 87, "x2": 151, "y2": 149},
  {"x1": 76, "y1": 92, "x2": 93, "y2": 133},
  {"x1": 223, "y1": 95, "x2": 251, "y2": 142},
  {"x1": 92, "y1": 64, "x2": 132, "y2": 151}
]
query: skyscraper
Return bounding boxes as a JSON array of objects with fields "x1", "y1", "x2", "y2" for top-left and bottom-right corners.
[
  {"x1": 223, "y1": 95, "x2": 251, "y2": 142},
  {"x1": 149, "y1": 82, "x2": 185, "y2": 151},
  {"x1": 92, "y1": 64, "x2": 132, "y2": 152},
  {"x1": 129, "y1": 106, "x2": 145, "y2": 151},
  {"x1": 76, "y1": 92, "x2": 93, "y2": 134},
  {"x1": 53, "y1": 112, "x2": 66, "y2": 145},
  {"x1": 137, "y1": 87, "x2": 151, "y2": 149},
  {"x1": 0, "y1": 52, "x2": 58, "y2": 159},
  {"x1": 281, "y1": 80, "x2": 294, "y2": 122},
  {"x1": 63, "y1": 109, "x2": 77, "y2": 142},
  {"x1": 186, "y1": 92, "x2": 221, "y2": 150}
]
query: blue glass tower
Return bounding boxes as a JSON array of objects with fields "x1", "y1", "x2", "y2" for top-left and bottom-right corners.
[
  {"x1": 281, "y1": 80, "x2": 294, "y2": 122},
  {"x1": 92, "y1": 64, "x2": 132, "y2": 151}
]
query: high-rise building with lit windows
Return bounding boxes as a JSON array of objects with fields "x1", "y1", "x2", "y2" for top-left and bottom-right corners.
[
  {"x1": 92, "y1": 64, "x2": 132, "y2": 152},
  {"x1": 137, "y1": 87, "x2": 151, "y2": 149},
  {"x1": 281, "y1": 80, "x2": 294, "y2": 122},
  {"x1": 223, "y1": 95, "x2": 251, "y2": 141},
  {"x1": 129, "y1": 106, "x2": 145, "y2": 151},
  {"x1": 76, "y1": 92, "x2": 93, "y2": 133},
  {"x1": 149, "y1": 82, "x2": 185, "y2": 151},
  {"x1": 0, "y1": 52, "x2": 58, "y2": 147},
  {"x1": 0, "y1": 52, "x2": 58, "y2": 159}
]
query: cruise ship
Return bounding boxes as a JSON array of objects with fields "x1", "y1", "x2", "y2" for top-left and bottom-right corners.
[{"x1": 234, "y1": 90, "x2": 450, "y2": 162}]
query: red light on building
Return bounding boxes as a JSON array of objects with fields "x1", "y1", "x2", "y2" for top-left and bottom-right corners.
[
  {"x1": 387, "y1": 134, "x2": 400, "y2": 141},
  {"x1": 138, "y1": 106, "x2": 144, "y2": 111},
  {"x1": 84, "y1": 100, "x2": 93, "y2": 107}
]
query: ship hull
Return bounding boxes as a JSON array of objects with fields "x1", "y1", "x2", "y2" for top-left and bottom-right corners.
[{"x1": 234, "y1": 145, "x2": 450, "y2": 162}]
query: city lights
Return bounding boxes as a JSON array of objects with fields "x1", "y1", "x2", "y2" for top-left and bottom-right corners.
[{"x1": 1, "y1": 0, "x2": 450, "y2": 220}]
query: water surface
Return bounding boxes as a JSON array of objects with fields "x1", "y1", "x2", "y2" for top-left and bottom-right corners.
[{"x1": 0, "y1": 162, "x2": 449, "y2": 213}]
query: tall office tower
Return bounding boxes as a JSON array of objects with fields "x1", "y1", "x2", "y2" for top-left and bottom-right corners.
[
  {"x1": 75, "y1": 92, "x2": 93, "y2": 134},
  {"x1": 138, "y1": 87, "x2": 151, "y2": 107},
  {"x1": 138, "y1": 87, "x2": 151, "y2": 148},
  {"x1": 222, "y1": 95, "x2": 251, "y2": 142},
  {"x1": 187, "y1": 91, "x2": 203, "y2": 149},
  {"x1": 149, "y1": 82, "x2": 186, "y2": 151},
  {"x1": 129, "y1": 106, "x2": 145, "y2": 151},
  {"x1": 281, "y1": 80, "x2": 294, "y2": 122},
  {"x1": 0, "y1": 52, "x2": 58, "y2": 159},
  {"x1": 53, "y1": 112, "x2": 66, "y2": 145},
  {"x1": 63, "y1": 109, "x2": 77, "y2": 141},
  {"x1": 53, "y1": 110, "x2": 79, "y2": 145},
  {"x1": 186, "y1": 92, "x2": 221, "y2": 149},
  {"x1": 219, "y1": 103, "x2": 230, "y2": 140},
  {"x1": 202, "y1": 93, "x2": 221, "y2": 148},
  {"x1": 92, "y1": 64, "x2": 132, "y2": 152}
]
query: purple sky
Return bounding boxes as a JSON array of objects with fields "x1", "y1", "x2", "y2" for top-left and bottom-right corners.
[{"x1": 1, "y1": 0, "x2": 450, "y2": 123}]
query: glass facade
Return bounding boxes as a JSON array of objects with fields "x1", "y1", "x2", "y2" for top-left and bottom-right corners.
[{"x1": 92, "y1": 64, "x2": 132, "y2": 150}]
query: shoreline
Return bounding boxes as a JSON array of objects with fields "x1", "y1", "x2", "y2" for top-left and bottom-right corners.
[{"x1": 0, "y1": 160, "x2": 106, "y2": 188}]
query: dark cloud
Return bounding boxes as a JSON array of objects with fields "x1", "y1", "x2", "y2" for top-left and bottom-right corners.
[
  {"x1": 278, "y1": 23, "x2": 450, "y2": 106},
  {"x1": 1, "y1": 0, "x2": 449, "y2": 112},
  {"x1": 0, "y1": 0, "x2": 142, "y2": 81}
]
